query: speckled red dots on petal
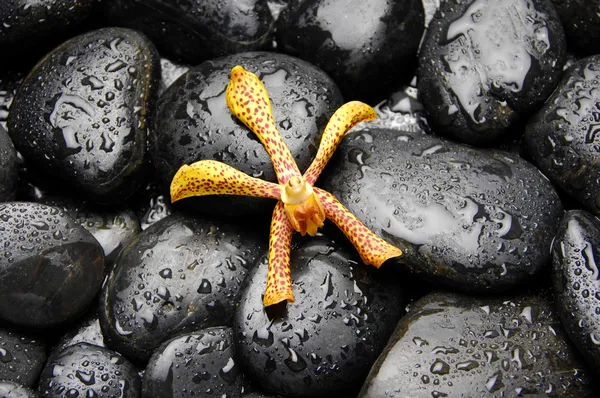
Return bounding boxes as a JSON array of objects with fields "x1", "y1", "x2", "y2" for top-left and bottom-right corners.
[{"x1": 170, "y1": 65, "x2": 402, "y2": 307}]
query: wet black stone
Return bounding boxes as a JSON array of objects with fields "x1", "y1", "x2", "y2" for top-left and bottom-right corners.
[
  {"x1": 0, "y1": 327, "x2": 46, "y2": 388},
  {"x1": 320, "y1": 128, "x2": 562, "y2": 292},
  {"x1": 159, "y1": 58, "x2": 189, "y2": 95},
  {"x1": 359, "y1": 291, "x2": 593, "y2": 397},
  {"x1": 234, "y1": 236, "x2": 404, "y2": 398},
  {"x1": 39, "y1": 342, "x2": 141, "y2": 398},
  {"x1": 151, "y1": 51, "x2": 343, "y2": 217},
  {"x1": 0, "y1": 202, "x2": 104, "y2": 327},
  {"x1": 39, "y1": 196, "x2": 140, "y2": 266},
  {"x1": 276, "y1": 0, "x2": 424, "y2": 103},
  {"x1": 99, "y1": 214, "x2": 265, "y2": 362},
  {"x1": 7, "y1": 27, "x2": 160, "y2": 204},
  {"x1": 552, "y1": 210, "x2": 600, "y2": 370},
  {"x1": 103, "y1": 0, "x2": 274, "y2": 65},
  {"x1": 524, "y1": 55, "x2": 600, "y2": 217},
  {"x1": 0, "y1": 381, "x2": 39, "y2": 398},
  {"x1": 0, "y1": 0, "x2": 94, "y2": 70},
  {"x1": 551, "y1": 0, "x2": 600, "y2": 55},
  {"x1": 143, "y1": 327, "x2": 252, "y2": 397},
  {"x1": 0, "y1": 125, "x2": 18, "y2": 202},
  {"x1": 0, "y1": 69, "x2": 23, "y2": 129},
  {"x1": 418, "y1": 0, "x2": 566, "y2": 145},
  {"x1": 50, "y1": 311, "x2": 105, "y2": 359}
]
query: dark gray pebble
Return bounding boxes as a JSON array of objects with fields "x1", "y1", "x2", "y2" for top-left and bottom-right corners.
[
  {"x1": 0, "y1": 202, "x2": 104, "y2": 327},
  {"x1": 321, "y1": 128, "x2": 562, "y2": 291},
  {"x1": 0, "y1": 125, "x2": 18, "y2": 202},
  {"x1": 0, "y1": 327, "x2": 46, "y2": 388},
  {"x1": 418, "y1": 0, "x2": 566, "y2": 145},
  {"x1": 359, "y1": 291, "x2": 593, "y2": 397},
  {"x1": 99, "y1": 214, "x2": 265, "y2": 362},
  {"x1": 552, "y1": 210, "x2": 600, "y2": 370},
  {"x1": 143, "y1": 327, "x2": 251, "y2": 398},
  {"x1": 8, "y1": 27, "x2": 160, "y2": 204},
  {"x1": 234, "y1": 236, "x2": 404, "y2": 398},
  {"x1": 38, "y1": 343, "x2": 140, "y2": 398},
  {"x1": 0, "y1": 381, "x2": 39, "y2": 398}
]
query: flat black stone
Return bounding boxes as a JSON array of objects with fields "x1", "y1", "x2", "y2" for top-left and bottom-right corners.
[
  {"x1": 551, "y1": 0, "x2": 600, "y2": 55},
  {"x1": 0, "y1": 327, "x2": 46, "y2": 388},
  {"x1": 234, "y1": 236, "x2": 404, "y2": 397},
  {"x1": 0, "y1": 202, "x2": 104, "y2": 327},
  {"x1": 8, "y1": 27, "x2": 160, "y2": 204},
  {"x1": 359, "y1": 291, "x2": 594, "y2": 397},
  {"x1": 321, "y1": 128, "x2": 562, "y2": 291},
  {"x1": 99, "y1": 214, "x2": 265, "y2": 362}
]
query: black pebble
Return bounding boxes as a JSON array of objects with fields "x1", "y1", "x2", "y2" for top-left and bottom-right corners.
[
  {"x1": 0, "y1": 327, "x2": 46, "y2": 388},
  {"x1": 0, "y1": 125, "x2": 18, "y2": 202}
]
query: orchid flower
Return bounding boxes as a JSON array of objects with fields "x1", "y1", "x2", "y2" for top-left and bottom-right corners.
[{"x1": 170, "y1": 66, "x2": 402, "y2": 307}]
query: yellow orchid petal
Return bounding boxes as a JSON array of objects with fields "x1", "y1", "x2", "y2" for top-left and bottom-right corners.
[
  {"x1": 264, "y1": 201, "x2": 295, "y2": 306},
  {"x1": 314, "y1": 187, "x2": 402, "y2": 267},
  {"x1": 304, "y1": 101, "x2": 377, "y2": 185},
  {"x1": 170, "y1": 160, "x2": 281, "y2": 202},
  {"x1": 226, "y1": 66, "x2": 301, "y2": 185}
]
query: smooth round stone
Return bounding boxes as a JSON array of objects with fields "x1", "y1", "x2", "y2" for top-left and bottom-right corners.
[
  {"x1": 8, "y1": 27, "x2": 160, "y2": 204},
  {"x1": 151, "y1": 51, "x2": 343, "y2": 217},
  {"x1": 552, "y1": 210, "x2": 600, "y2": 370},
  {"x1": 40, "y1": 196, "x2": 140, "y2": 265},
  {"x1": 50, "y1": 312, "x2": 105, "y2": 359},
  {"x1": 524, "y1": 56, "x2": 600, "y2": 216},
  {"x1": 0, "y1": 327, "x2": 46, "y2": 388},
  {"x1": 418, "y1": 0, "x2": 566, "y2": 145},
  {"x1": 0, "y1": 0, "x2": 94, "y2": 69},
  {"x1": 234, "y1": 236, "x2": 404, "y2": 397},
  {"x1": 359, "y1": 292, "x2": 593, "y2": 397},
  {"x1": 276, "y1": 0, "x2": 424, "y2": 103},
  {"x1": 0, "y1": 381, "x2": 39, "y2": 398},
  {"x1": 38, "y1": 343, "x2": 140, "y2": 397},
  {"x1": 320, "y1": 128, "x2": 562, "y2": 291},
  {"x1": 143, "y1": 327, "x2": 251, "y2": 397},
  {"x1": 0, "y1": 202, "x2": 104, "y2": 327},
  {"x1": 0, "y1": 125, "x2": 18, "y2": 202},
  {"x1": 100, "y1": 214, "x2": 265, "y2": 362},
  {"x1": 551, "y1": 0, "x2": 600, "y2": 55},
  {"x1": 103, "y1": 0, "x2": 274, "y2": 65}
]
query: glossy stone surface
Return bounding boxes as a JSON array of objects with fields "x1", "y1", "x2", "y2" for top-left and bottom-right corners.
[
  {"x1": 524, "y1": 55, "x2": 600, "y2": 216},
  {"x1": 321, "y1": 128, "x2": 562, "y2": 291},
  {"x1": 418, "y1": 0, "x2": 566, "y2": 145},
  {"x1": 0, "y1": 327, "x2": 46, "y2": 388},
  {"x1": 151, "y1": 51, "x2": 343, "y2": 217},
  {"x1": 276, "y1": 0, "x2": 424, "y2": 103},
  {"x1": 0, "y1": 202, "x2": 104, "y2": 327},
  {"x1": 234, "y1": 236, "x2": 404, "y2": 397},
  {"x1": 0, "y1": 381, "x2": 39, "y2": 398},
  {"x1": 143, "y1": 327, "x2": 251, "y2": 397},
  {"x1": 8, "y1": 27, "x2": 159, "y2": 204},
  {"x1": 551, "y1": 0, "x2": 600, "y2": 55},
  {"x1": 100, "y1": 214, "x2": 265, "y2": 362},
  {"x1": 0, "y1": 125, "x2": 18, "y2": 202},
  {"x1": 0, "y1": 0, "x2": 94, "y2": 69},
  {"x1": 103, "y1": 0, "x2": 274, "y2": 65},
  {"x1": 552, "y1": 210, "x2": 600, "y2": 370},
  {"x1": 38, "y1": 343, "x2": 140, "y2": 397},
  {"x1": 359, "y1": 292, "x2": 592, "y2": 397}
]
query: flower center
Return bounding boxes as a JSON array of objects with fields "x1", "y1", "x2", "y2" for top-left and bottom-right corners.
[
  {"x1": 280, "y1": 176, "x2": 325, "y2": 236},
  {"x1": 281, "y1": 176, "x2": 313, "y2": 205}
]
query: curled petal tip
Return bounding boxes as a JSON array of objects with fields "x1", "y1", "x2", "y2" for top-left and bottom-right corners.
[{"x1": 170, "y1": 164, "x2": 192, "y2": 203}]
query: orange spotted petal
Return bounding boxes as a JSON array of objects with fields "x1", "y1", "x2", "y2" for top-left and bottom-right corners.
[
  {"x1": 314, "y1": 187, "x2": 402, "y2": 267},
  {"x1": 170, "y1": 160, "x2": 281, "y2": 203},
  {"x1": 264, "y1": 201, "x2": 295, "y2": 306},
  {"x1": 304, "y1": 101, "x2": 377, "y2": 185},
  {"x1": 226, "y1": 65, "x2": 301, "y2": 185}
]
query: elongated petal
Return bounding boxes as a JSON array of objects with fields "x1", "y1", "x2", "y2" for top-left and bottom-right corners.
[
  {"x1": 170, "y1": 160, "x2": 281, "y2": 202},
  {"x1": 314, "y1": 188, "x2": 402, "y2": 267},
  {"x1": 226, "y1": 66, "x2": 301, "y2": 184},
  {"x1": 264, "y1": 201, "x2": 295, "y2": 306},
  {"x1": 304, "y1": 102, "x2": 377, "y2": 185}
]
